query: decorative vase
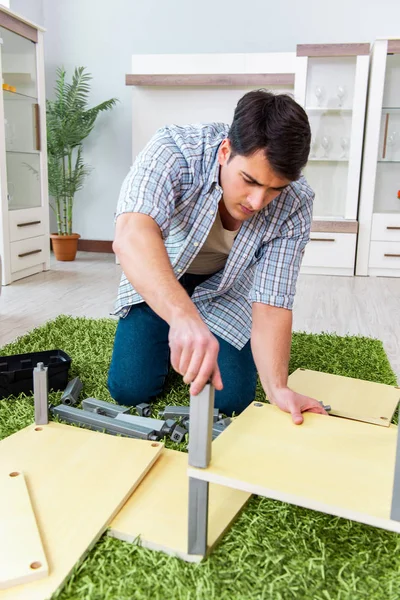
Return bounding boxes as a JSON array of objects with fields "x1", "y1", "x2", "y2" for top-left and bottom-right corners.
[{"x1": 50, "y1": 233, "x2": 80, "y2": 261}]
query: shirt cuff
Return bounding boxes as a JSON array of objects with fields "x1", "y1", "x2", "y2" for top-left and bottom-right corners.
[{"x1": 249, "y1": 290, "x2": 295, "y2": 310}]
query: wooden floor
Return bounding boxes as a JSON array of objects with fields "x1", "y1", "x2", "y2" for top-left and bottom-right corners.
[{"x1": 0, "y1": 252, "x2": 399, "y2": 382}]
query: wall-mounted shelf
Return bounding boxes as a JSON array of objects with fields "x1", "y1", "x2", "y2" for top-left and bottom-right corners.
[
  {"x1": 297, "y1": 43, "x2": 370, "y2": 57},
  {"x1": 125, "y1": 73, "x2": 295, "y2": 87}
]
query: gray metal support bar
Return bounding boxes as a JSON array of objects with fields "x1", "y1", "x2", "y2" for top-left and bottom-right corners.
[
  {"x1": 188, "y1": 478, "x2": 209, "y2": 555},
  {"x1": 390, "y1": 405, "x2": 400, "y2": 521},
  {"x1": 82, "y1": 397, "x2": 131, "y2": 418},
  {"x1": 162, "y1": 405, "x2": 220, "y2": 422},
  {"x1": 60, "y1": 377, "x2": 83, "y2": 406},
  {"x1": 187, "y1": 383, "x2": 214, "y2": 556},
  {"x1": 116, "y1": 413, "x2": 170, "y2": 433},
  {"x1": 34, "y1": 362, "x2": 48, "y2": 425},
  {"x1": 188, "y1": 384, "x2": 214, "y2": 468},
  {"x1": 51, "y1": 404, "x2": 159, "y2": 440}
]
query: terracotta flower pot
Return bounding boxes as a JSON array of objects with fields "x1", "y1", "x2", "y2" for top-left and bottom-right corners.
[{"x1": 50, "y1": 233, "x2": 80, "y2": 261}]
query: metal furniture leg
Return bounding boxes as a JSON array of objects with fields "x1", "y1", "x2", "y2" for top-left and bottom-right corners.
[
  {"x1": 391, "y1": 405, "x2": 400, "y2": 521},
  {"x1": 187, "y1": 384, "x2": 214, "y2": 555},
  {"x1": 33, "y1": 362, "x2": 48, "y2": 425}
]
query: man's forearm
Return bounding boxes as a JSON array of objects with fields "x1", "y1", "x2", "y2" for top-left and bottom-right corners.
[
  {"x1": 114, "y1": 213, "x2": 199, "y2": 325},
  {"x1": 251, "y1": 302, "x2": 293, "y2": 402}
]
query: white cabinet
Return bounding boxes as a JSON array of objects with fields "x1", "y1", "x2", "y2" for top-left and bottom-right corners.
[
  {"x1": 302, "y1": 231, "x2": 357, "y2": 276},
  {"x1": 0, "y1": 7, "x2": 50, "y2": 285},
  {"x1": 356, "y1": 39, "x2": 400, "y2": 277},
  {"x1": 295, "y1": 43, "x2": 370, "y2": 275}
]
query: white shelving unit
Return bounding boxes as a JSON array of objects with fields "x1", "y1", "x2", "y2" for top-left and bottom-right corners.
[
  {"x1": 126, "y1": 52, "x2": 297, "y2": 161},
  {"x1": 356, "y1": 39, "x2": 400, "y2": 277},
  {"x1": 295, "y1": 43, "x2": 370, "y2": 275},
  {"x1": 0, "y1": 7, "x2": 50, "y2": 286}
]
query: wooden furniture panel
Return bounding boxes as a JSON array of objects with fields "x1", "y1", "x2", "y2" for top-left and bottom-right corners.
[
  {"x1": 388, "y1": 40, "x2": 400, "y2": 54},
  {"x1": 188, "y1": 403, "x2": 400, "y2": 532},
  {"x1": 109, "y1": 448, "x2": 250, "y2": 563},
  {"x1": 311, "y1": 219, "x2": 358, "y2": 233},
  {"x1": 0, "y1": 11, "x2": 37, "y2": 43},
  {"x1": 0, "y1": 471, "x2": 48, "y2": 590},
  {"x1": 297, "y1": 43, "x2": 370, "y2": 57},
  {"x1": 0, "y1": 422, "x2": 162, "y2": 600},
  {"x1": 288, "y1": 368, "x2": 400, "y2": 426}
]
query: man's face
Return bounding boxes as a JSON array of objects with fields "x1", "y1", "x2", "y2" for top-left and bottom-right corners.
[{"x1": 217, "y1": 139, "x2": 291, "y2": 222}]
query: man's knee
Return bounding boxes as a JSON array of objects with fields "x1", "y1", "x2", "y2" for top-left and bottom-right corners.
[
  {"x1": 215, "y1": 377, "x2": 256, "y2": 417},
  {"x1": 107, "y1": 374, "x2": 160, "y2": 407}
]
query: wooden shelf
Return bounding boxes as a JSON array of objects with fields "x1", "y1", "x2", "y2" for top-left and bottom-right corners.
[
  {"x1": 297, "y1": 43, "x2": 370, "y2": 58},
  {"x1": 311, "y1": 219, "x2": 358, "y2": 233},
  {"x1": 388, "y1": 40, "x2": 400, "y2": 54},
  {"x1": 125, "y1": 73, "x2": 295, "y2": 87},
  {"x1": 188, "y1": 402, "x2": 400, "y2": 533}
]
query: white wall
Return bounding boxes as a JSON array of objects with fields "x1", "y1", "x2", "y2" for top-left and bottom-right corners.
[
  {"x1": 9, "y1": 0, "x2": 43, "y2": 27},
  {"x1": 10, "y1": 0, "x2": 400, "y2": 240}
]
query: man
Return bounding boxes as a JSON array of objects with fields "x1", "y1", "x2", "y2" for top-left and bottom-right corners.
[{"x1": 109, "y1": 89, "x2": 327, "y2": 425}]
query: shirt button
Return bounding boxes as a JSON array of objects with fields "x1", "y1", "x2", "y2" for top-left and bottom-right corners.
[
  {"x1": 177, "y1": 268, "x2": 182, "y2": 273},
  {"x1": 193, "y1": 242, "x2": 199, "y2": 247},
  {"x1": 210, "y1": 210, "x2": 215, "y2": 215}
]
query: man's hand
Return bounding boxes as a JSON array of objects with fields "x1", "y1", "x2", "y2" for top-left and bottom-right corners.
[
  {"x1": 270, "y1": 387, "x2": 328, "y2": 425},
  {"x1": 169, "y1": 314, "x2": 223, "y2": 396}
]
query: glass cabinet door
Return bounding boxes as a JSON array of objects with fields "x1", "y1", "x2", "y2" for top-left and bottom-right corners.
[
  {"x1": 374, "y1": 54, "x2": 400, "y2": 214},
  {"x1": 303, "y1": 57, "x2": 357, "y2": 218},
  {"x1": 1, "y1": 26, "x2": 41, "y2": 211}
]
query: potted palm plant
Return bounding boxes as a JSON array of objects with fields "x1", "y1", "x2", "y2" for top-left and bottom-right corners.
[{"x1": 47, "y1": 67, "x2": 117, "y2": 261}]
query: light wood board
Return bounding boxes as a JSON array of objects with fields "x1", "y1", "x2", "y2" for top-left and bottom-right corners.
[
  {"x1": 0, "y1": 471, "x2": 48, "y2": 590},
  {"x1": 0, "y1": 422, "x2": 163, "y2": 600},
  {"x1": 188, "y1": 403, "x2": 400, "y2": 533},
  {"x1": 109, "y1": 448, "x2": 251, "y2": 562},
  {"x1": 288, "y1": 368, "x2": 400, "y2": 426}
]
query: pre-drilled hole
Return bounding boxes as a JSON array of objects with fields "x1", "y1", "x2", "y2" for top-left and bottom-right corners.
[
  {"x1": 34, "y1": 427, "x2": 43, "y2": 431},
  {"x1": 30, "y1": 562, "x2": 42, "y2": 570},
  {"x1": 380, "y1": 416, "x2": 389, "y2": 420},
  {"x1": 9, "y1": 472, "x2": 20, "y2": 477},
  {"x1": 151, "y1": 443, "x2": 159, "y2": 447},
  {"x1": 254, "y1": 402, "x2": 263, "y2": 407}
]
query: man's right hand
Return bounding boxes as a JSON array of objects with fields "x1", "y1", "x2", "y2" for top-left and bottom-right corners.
[{"x1": 169, "y1": 314, "x2": 223, "y2": 396}]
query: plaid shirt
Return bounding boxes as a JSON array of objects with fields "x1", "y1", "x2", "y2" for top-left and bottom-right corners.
[{"x1": 114, "y1": 123, "x2": 314, "y2": 350}]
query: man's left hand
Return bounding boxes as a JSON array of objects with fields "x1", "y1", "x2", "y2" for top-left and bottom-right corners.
[{"x1": 270, "y1": 387, "x2": 328, "y2": 425}]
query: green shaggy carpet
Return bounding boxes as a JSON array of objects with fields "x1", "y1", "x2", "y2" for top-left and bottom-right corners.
[{"x1": 0, "y1": 315, "x2": 399, "y2": 600}]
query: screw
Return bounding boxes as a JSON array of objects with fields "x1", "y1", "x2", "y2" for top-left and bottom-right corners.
[{"x1": 254, "y1": 402, "x2": 263, "y2": 407}]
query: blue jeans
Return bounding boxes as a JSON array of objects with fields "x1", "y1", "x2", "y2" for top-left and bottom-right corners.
[{"x1": 107, "y1": 274, "x2": 258, "y2": 416}]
